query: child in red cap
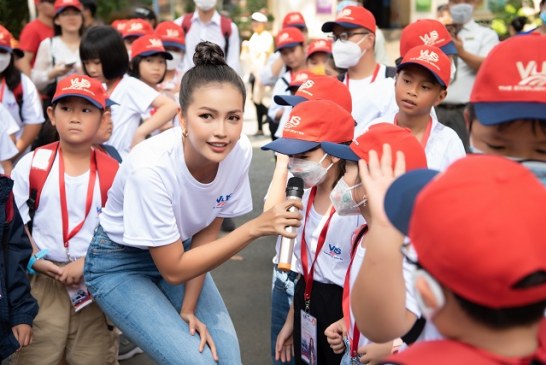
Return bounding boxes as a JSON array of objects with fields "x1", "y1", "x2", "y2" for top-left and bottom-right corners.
[
  {"x1": 11, "y1": 74, "x2": 118, "y2": 364},
  {"x1": 155, "y1": 21, "x2": 186, "y2": 101}
]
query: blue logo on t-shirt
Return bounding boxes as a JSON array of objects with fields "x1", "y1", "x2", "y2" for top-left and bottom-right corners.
[
  {"x1": 325, "y1": 244, "x2": 343, "y2": 260},
  {"x1": 214, "y1": 193, "x2": 233, "y2": 209}
]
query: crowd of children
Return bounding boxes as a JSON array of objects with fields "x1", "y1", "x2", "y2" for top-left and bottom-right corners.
[{"x1": 1, "y1": 0, "x2": 546, "y2": 364}]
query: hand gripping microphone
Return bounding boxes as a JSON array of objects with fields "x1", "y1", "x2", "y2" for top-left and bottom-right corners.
[{"x1": 277, "y1": 177, "x2": 304, "y2": 272}]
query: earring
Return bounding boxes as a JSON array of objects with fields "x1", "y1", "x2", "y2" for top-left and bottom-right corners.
[{"x1": 182, "y1": 129, "x2": 188, "y2": 138}]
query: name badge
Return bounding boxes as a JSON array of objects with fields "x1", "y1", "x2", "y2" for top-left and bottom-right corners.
[{"x1": 300, "y1": 310, "x2": 318, "y2": 364}]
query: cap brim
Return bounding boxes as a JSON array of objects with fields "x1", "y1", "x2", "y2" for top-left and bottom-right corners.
[
  {"x1": 440, "y1": 42, "x2": 457, "y2": 56},
  {"x1": 261, "y1": 138, "x2": 320, "y2": 155},
  {"x1": 105, "y1": 98, "x2": 118, "y2": 107},
  {"x1": 274, "y1": 95, "x2": 308, "y2": 107},
  {"x1": 321, "y1": 21, "x2": 360, "y2": 33},
  {"x1": 52, "y1": 94, "x2": 104, "y2": 110},
  {"x1": 276, "y1": 42, "x2": 303, "y2": 52},
  {"x1": 286, "y1": 24, "x2": 306, "y2": 31},
  {"x1": 321, "y1": 142, "x2": 359, "y2": 161},
  {"x1": 0, "y1": 45, "x2": 23, "y2": 58},
  {"x1": 384, "y1": 169, "x2": 439, "y2": 235},
  {"x1": 162, "y1": 41, "x2": 185, "y2": 51},
  {"x1": 55, "y1": 5, "x2": 82, "y2": 15},
  {"x1": 397, "y1": 62, "x2": 446, "y2": 87},
  {"x1": 474, "y1": 102, "x2": 546, "y2": 126},
  {"x1": 138, "y1": 50, "x2": 173, "y2": 60}
]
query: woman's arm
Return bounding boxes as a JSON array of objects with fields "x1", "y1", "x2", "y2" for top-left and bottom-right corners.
[
  {"x1": 263, "y1": 153, "x2": 289, "y2": 212},
  {"x1": 132, "y1": 95, "x2": 178, "y2": 148}
]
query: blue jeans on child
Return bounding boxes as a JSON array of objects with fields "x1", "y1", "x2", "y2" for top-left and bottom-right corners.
[
  {"x1": 84, "y1": 225, "x2": 241, "y2": 365},
  {"x1": 271, "y1": 265, "x2": 298, "y2": 365}
]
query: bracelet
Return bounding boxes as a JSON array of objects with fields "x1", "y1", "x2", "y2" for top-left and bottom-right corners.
[{"x1": 27, "y1": 249, "x2": 49, "y2": 275}]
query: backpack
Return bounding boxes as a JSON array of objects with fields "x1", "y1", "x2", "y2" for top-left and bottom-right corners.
[
  {"x1": 26, "y1": 142, "x2": 119, "y2": 232},
  {"x1": 337, "y1": 65, "x2": 397, "y2": 83},
  {"x1": 181, "y1": 12, "x2": 233, "y2": 56},
  {"x1": 12, "y1": 80, "x2": 24, "y2": 122}
]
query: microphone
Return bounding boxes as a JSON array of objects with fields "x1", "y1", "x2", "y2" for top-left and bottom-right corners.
[{"x1": 277, "y1": 177, "x2": 304, "y2": 272}]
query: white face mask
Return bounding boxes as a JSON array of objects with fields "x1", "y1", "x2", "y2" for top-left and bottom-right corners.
[
  {"x1": 329, "y1": 179, "x2": 366, "y2": 216},
  {"x1": 195, "y1": 0, "x2": 217, "y2": 11},
  {"x1": 332, "y1": 36, "x2": 368, "y2": 69},
  {"x1": 288, "y1": 154, "x2": 333, "y2": 188},
  {"x1": 413, "y1": 270, "x2": 446, "y2": 321},
  {"x1": 0, "y1": 53, "x2": 11, "y2": 73},
  {"x1": 166, "y1": 51, "x2": 183, "y2": 71},
  {"x1": 450, "y1": 3, "x2": 473, "y2": 25}
]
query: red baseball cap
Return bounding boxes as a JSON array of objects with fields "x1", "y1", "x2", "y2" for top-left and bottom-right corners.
[
  {"x1": 275, "y1": 28, "x2": 305, "y2": 51},
  {"x1": 282, "y1": 12, "x2": 306, "y2": 30},
  {"x1": 285, "y1": 70, "x2": 314, "y2": 91},
  {"x1": 470, "y1": 34, "x2": 546, "y2": 125},
  {"x1": 306, "y1": 38, "x2": 332, "y2": 59},
  {"x1": 122, "y1": 18, "x2": 154, "y2": 39},
  {"x1": 155, "y1": 21, "x2": 185, "y2": 51},
  {"x1": 322, "y1": 5, "x2": 376, "y2": 34},
  {"x1": 322, "y1": 123, "x2": 427, "y2": 171},
  {"x1": 54, "y1": 0, "x2": 82, "y2": 14},
  {"x1": 111, "y1": 19, "x2": 128, "y2": 34},
  {"x1": 400, "y1": 19, "x2": 457, "y2": 57},
  {"x1": 0, "y1": 25, "x2": 23, "y2": 58},
  {"x1": 274, "y1": 75, "x2": 352, "y2": 113},
  {"x1": 130, "y1": 34, "x2": 173, "y2": 60},
  {"x1": 52, "y1": 74, "x2": 115, "y2": 110},
  {"x1": 397, "y1": 45, "x2": 451, "y2": 87},
  {"x1": 385, "y1": 155, "x2": 546, "y2": 308},
  {"x1": 261, "y1": 100, "x2": 355, "y2": 155}
]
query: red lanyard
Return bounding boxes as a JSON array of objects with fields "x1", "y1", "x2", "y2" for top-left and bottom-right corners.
[
  {"x1": 343, "y1": 224, "x2": 368, "y2": 357},
  {"x1": 345, "y1": 63, "x2": 380, "y2": 89},
  {"x1": 300, "y1": 186, "x2": 336, "y2": 309},
  {"x1": 395, "y1": 115, "x2": 433, "y2": 148},
  {"x1": 106, "y1": 78, "x2": 122, "y2": 97},
  {"x1": 0, "y1": 78, "x2": 5, "y2": 103},
  {"x1": 58, "y1": 147, "x2": 97, "y2": 259}
]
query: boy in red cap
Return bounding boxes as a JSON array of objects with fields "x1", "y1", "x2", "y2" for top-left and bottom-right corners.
[
  {"x1": 376, "y1": 154, "x2": 546, "y2": 364},
  {"x1": 11, "y1": 74, "x2": 118, "y2": 364}
]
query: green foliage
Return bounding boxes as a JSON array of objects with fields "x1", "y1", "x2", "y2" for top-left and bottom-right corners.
[
  {"x1": 246, "y1": 0, "x2": 267, "y2": 13},
  {"x1": 0, "y1": 0, "x2": 30, "y2": 37},
  {"x1": 489, "y1": 0, "x2": 540, "y2": 37}
]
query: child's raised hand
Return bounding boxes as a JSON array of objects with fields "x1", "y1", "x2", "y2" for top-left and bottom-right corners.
[
  {"x1": 324, "y1": 318, "x2": 347, "y2": 354},
  {"x1": 181, "y1": 312, "x2": 219, "y2": 362},
  {"x1": 58, "y1": 258, "x2": 85, "y2": 286},
  {"x1": 32, "y1": 259, "x2": 62, "y2": 280},
  {"x1": 358, "y1": 144, "x2": 406, "y2": 225},
  {"x1": 12, "y1": 324, "x2": 32, "y2": 349}
]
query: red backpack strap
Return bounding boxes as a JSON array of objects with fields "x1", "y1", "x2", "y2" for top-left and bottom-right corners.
[
  {"x1": 94, "y1": 149, "x2": 119, "y2": 207},
  {"x1": 12, "y1": 78, "x2": 24, "y2": 121},
  {"x1": 181, "y1": 13, "x2": 194, "y2": 34},
  {"x1": 220, "y1": 15, "x2": 232, "y2": 56}
]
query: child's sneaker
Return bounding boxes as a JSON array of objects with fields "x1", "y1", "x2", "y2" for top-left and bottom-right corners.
[{"x1": 118, "y1": 334, "x2": 143, "y2": 360}]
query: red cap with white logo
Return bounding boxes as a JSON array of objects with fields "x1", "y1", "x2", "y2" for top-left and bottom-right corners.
[
  {"x1": 322, "y1": 5, "x2": 376, "y2": 34},
  {"x1": 470, "y1": 34, "x2": 546, "y2": 125},
  {"x1": 286, "y1": 70, "x2": 314, "y2": 90},
  {"x1": 130, "y1": 34, "x2": 173, "y2": 60},
  {"x1": 400, "y1": 19, "x2": 457, "y2": 57},
  {"x1": 0, "y1": 25, "x2": 23, "y2": 58},
  {"x1": 261, "y1": 100, "x2": 355, "y2": 155},
  {"x1": 275, "y1": 28, "x2": 305, "y2": 51},
  {"x1": 282, "y1": 12, "x2": 306, "y2": 30},
  {"x1": 155, "y1": 21, "x2": 185, "y2": 51},
  {"x1": 306, "y1": 38, "x2": 332, "y2": 58},
  {"x1": 111, "y1": 19, "x2": 128, "y2": 34},
  {"x1": 52, "y1": 74, "x2": 114, "y2": 110},
  {"x1": 122, "y1": 18, "x2": 154, "y2": 39},
  {"x1": 54, "y1": 0, "x2": 82, "y2": 15},
  {"x1": 397, "y1": 44, "x2": 451, "y2": 87}
]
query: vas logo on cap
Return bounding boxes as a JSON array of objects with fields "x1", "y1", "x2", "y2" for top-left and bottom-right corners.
[
  {"x1": 166, "y1": 29, "x2": 180, "y2": 37},
  {"x1": 285, "y1": 115, "x2": 302, "y2": 130},
  {"x1": 419, "y1": 31, "x2": 439, "y2": 46},
  {"x1": 340, "y1": 8, "x2": 352, "y2": 17},
  {"x1": 516, "y1": 61, "x2": 546, "y2": 87},
  {"x1": 65, "y1": 78, "x2": 92, "y2": 92},
  {"x1": 416, "y1": 49, "x2": 439, "y2": 63},
  {"x1": 148, "y1": 38, "x2": 163, "y2": 47}
]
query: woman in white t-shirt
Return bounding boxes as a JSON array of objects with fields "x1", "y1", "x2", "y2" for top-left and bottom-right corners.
[
  {"x1": 80, "y1": 26, "x2": 178, "y2": 157},
  {"x1": 83, "y1": 42, "x2": 302, "y2": 364}
]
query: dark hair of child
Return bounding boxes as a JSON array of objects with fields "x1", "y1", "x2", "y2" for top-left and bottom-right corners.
[{"x1": 80, "y1": 25, "x2": 129, "y2": 80}]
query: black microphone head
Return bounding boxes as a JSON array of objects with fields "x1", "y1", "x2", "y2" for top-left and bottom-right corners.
[{"x1": 286, "y1": 177, "x2": 304, "y2": 198}]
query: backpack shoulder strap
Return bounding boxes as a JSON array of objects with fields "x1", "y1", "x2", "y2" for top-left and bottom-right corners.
[
  {"x1": 181, "y1": 13, "x2": 194, "y2": 34},
  {"x1": 219, "y1": 15, "x2": 233, "y2": 56},
  {"x1": 94, "y1": 149, "x2": 119, "y2": 207},
  {"x1": 385, "y1": 66, "x2": 397, "y2": 79},
  {"x1": 13, "y1": 78, "x2": 24, "y2": 121},
  {"x1": 337, "y1": 72, "x2": 347, "y2": 83},
  {"x1": 27, "y1": 142, "x2": 59, "y2": 233}
]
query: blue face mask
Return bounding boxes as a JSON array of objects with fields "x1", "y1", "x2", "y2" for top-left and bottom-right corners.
[{"x1": 541, "y1": 11, "x2": 546, "y2": 24}]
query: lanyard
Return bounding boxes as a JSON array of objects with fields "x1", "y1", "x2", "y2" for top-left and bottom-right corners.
[
  {"x1": 345, "y1": 63, "x2": 380, "y2": 89},
  {"x1": 343, "y1": 224, "x2": 368, "y2": 358},
  {"x1": 58, "y1": 147, "x2": 97, "y2": 260},
  {"x1": 300, "y1": 186, "x2": 336, "y2": 310},
  {"x1": 0, "y1": 78, "x2": 5, "y2": 103},
  {"x1": 395, "y1": 115, "x2": 433, "y2": 148}
]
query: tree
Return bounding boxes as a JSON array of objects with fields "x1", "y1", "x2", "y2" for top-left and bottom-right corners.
[{"x1": 0, "y1": 0, "x2": 30, "y2": 38}]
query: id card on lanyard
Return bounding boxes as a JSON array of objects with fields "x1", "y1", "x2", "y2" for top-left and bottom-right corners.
[{"x1": 300, "y1": 187, "x2": 336, "y2": 364}]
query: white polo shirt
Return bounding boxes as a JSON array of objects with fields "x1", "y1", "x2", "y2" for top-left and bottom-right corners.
[
  {"x1": 0, "y1": 107, "x2": 18, "y2": 173},
  {"x1": 444, "y1": 20, "x2": 499, "y2": 104},
  {"x1": 100, "y1": 127, "x2": 253, "y2": 248}
]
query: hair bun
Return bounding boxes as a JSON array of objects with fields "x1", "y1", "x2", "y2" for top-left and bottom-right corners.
[{"x1": 193, "y1": 41, "x2": 226, "y2": 67}]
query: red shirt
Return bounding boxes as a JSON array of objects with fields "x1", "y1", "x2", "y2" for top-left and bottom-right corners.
[{"x1": 19, "y1": 19, "x2": 54, "y2": 65}]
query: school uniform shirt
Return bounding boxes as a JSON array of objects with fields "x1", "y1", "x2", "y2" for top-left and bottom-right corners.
[
  {"x1": 443, "y1": 20, "x2": 499, "y2": 104},
  {"x1": 293, "y1": 189, "x2": 365, "y2": 287},
  {"x1": 368, "y1": 116, "x2": 466, "y2": 171},
  {"x1": 99, "y1": 127, "x2": 253, "y2": 248},
  {"x1": 0, "y1": 111, "x2": 18, "y2": 174},
  {"x1": 268, "y1": 70, "x2": 291, "y2": 138},
  {"x1": 0, "y1": 103, "x2": 20, "y2": 138},
  {"x1": 12, "y1": 151, "x2": 103, "y2": 263},
  {"x1": 1, "y1": 74, "x2": 45, "y2": 141},
  {"x1": 31, "y1": 36, "x2": 81, "y2": 91},
  {"x1": 106, "y1": 74, "x2": 160, "y2": 158}
]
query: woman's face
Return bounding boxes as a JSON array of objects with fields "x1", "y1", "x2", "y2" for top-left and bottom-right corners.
[
  {"x1": 55, "y1": 8, "x2": 83, "y2": 33},
  {"x1": 181, "y1": 82, "x2": 244, "y2": 166}
]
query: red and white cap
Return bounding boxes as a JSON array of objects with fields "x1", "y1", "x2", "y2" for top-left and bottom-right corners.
[
  {"x1": 0, "y1": 25, "x2": 23, "y2": 58},
  {"x1": 111, "y1": 19, "x2": 128, "y2": 34},
  {"x1": 306, "y1": 38, "x2": 332, "y2": 58},
  {"x1": 400, "y1": 19, "x2": 457, "y2": 57},
  {"x1": 54, "y1": 0, "x2": 82, "y2": 14},
  {"x1": 261, "y1": 100, "x2": 355, "y2": 155},
  {"x1": 282, "y1": 12, "x2": 306, "y2": 30},
  {"x1": 397, "y1": 44, "x2": 451, "y2": 87},
  {"x1": 286, "y1": 70, "x2": 314, "y2": 90},
  {"x1": 274, "y1": 75, "x2": 352, "y2": 113},
  {"x1": 385, "y1": 155, "x2": 546, "y2": 308},
  {"x1": 470, "y1": 34, "x2": 546, "y2": 125},
  {"x1": 155, "y1": 21, "x2": 185, "y2": 51},
  {"x1": 122, "y1": 18, "x2": 154, "y2": 39},
  {"x1": 130, "y1": 34, "x2": 173, "y2": 60},
  {"x1": 52, "y1": 74, "x2": 115, "y2": 110},
  {"x1": 275, "y1": 27, "x2": 305, "y2": 51},
  {"x1": 322, "y1": 5, "x2": 376, "y2": 34}
]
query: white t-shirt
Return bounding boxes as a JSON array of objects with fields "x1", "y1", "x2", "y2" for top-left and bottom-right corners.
[
  {"x1": 0, "y1": 108, "x2": 18, "y2": 173},
  {"x1": 99, "y1": 127, "x2": 253, "y2": 248},
  {"x1": 106, "y1": 74, "x2": 159, "y2": 158},
  {"x1": 1, "y1": 74, "x2": 45, "y2": 139},
  {"x1": 268, "y1": 70, "x2": 291, "y2": 138},
  {"x1": 293, "y1": 189, "x2": 365, "y2": 286},
  {"x1": 12, "y1": 150, "x2": 103, "y2": 262}
]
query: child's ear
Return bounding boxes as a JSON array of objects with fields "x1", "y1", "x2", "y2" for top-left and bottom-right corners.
[
  {"x1": 433, "y1": 88, "x2": 448, "y2": 107},
  {"x1": 46, "y1": 106, "x2": 56, "y2": 126},
  {"x1": 415, "y1": 272, "x2": 445, "y2": 311}
]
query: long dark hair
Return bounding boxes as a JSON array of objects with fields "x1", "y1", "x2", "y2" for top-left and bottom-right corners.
[{"x1": 0, "y1": 53, "x2": 22, "y2": 95}]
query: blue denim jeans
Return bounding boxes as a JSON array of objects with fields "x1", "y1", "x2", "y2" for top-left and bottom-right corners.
[
  {"x1": 84, "y1": 225, "x2": 241, "y2": 365},
  {"x1": 271, "y1": 265, "x2": 298, "y2": 365}
]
